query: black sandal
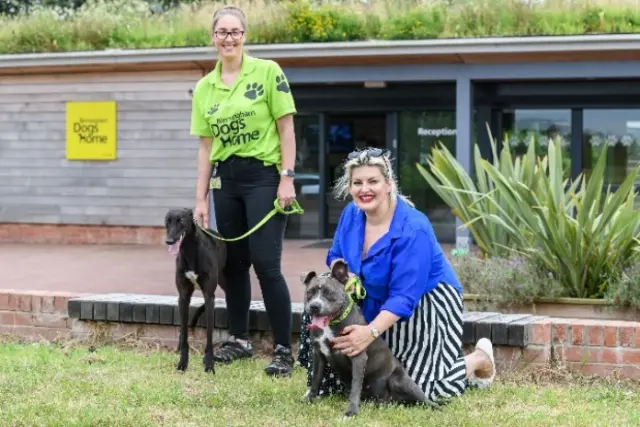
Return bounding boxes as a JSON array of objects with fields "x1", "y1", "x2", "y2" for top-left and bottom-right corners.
[{"x1": 213, "y1": 338, "x2": 253, "y2": 364}]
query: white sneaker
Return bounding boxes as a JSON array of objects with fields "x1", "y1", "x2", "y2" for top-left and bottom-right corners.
[{"x1": 468, "y1": 338, "x2": 496, "y2": 389}]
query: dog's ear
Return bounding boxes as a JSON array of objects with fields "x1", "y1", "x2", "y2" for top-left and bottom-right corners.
[
  {"x1": 300, "y1": 271, "x2": 316, "y2": 286},
  {"x1": 186, "y1": 208, "x2": 194, "y2": 218},
  {"x1": 330, "y1": 260, "x2": 349, "y2": 284}
]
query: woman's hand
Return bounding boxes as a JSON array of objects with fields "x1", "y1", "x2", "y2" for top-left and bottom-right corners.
[
  {"x1": 330, "y1": 325, "x2": 375, "y2": 357},
  {"x1": 277, "y1": 177, "x2": 296, "y2": 208},
  {"x1": 194, "y1": 197, "x2": 209, "y2": 228}
]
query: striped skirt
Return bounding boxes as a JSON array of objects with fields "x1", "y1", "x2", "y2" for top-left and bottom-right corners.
[{"x1": 297, "y1": 282, "x2": 468, "y2": 403}]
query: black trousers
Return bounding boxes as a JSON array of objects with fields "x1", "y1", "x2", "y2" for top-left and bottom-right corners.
[{"x1": 212, "y1": 156, "x2": 292, "y2": 347}]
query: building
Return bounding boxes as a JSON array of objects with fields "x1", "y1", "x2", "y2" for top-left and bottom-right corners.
[{"x1": 2, "y1": 34, "x2": 640, "y2": 246}]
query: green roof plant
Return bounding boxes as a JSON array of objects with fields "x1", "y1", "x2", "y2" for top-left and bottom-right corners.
[{"x1": 2, "y1": 0, "x2": 640, "y2": 54}]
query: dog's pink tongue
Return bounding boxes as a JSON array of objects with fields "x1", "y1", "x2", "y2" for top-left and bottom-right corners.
[
  {"x1": 167, "y1": 237, "x2": 183, "y2": 257},
  {"x1": 308, "y1": 316, "x2": 329, "y2": 330}
]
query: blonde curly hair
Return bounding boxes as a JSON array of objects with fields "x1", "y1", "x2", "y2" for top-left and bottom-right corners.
[{"x1": 332, "y1": 148, "x2": 415, "y2": 208}]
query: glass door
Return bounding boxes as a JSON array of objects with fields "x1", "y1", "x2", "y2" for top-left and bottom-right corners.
[
  {"x1": 397, "y1": 110, "x2": 457, "y2": 243},
  {"x1": 285, "y1": 114, "x2": 322, "y2": 239}
]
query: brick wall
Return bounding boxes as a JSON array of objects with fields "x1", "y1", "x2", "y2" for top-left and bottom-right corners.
[
  {"x1": 2, "y1": 289, "x2": 640, "y2": 380},
  {"x1": 0, "y1": 223, "x2": 164, "y2": 245},
  {"x1": 0, "y1": 290, "x2": 271, "y2": 353},
  {"x1": 0, "y1": 289, "x2": 84, "y2": 341},
  {"x1": 461, "y1": 318, "x2": 640, "y2": 380},
  {"x1": 529, "y1": 318, "x2": 640, "y2": 378}
]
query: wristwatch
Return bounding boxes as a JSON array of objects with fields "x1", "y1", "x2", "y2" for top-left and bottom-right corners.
[
  {"x1": 370, "y1": 326, "x2": 380, "y2": 339},
  {"x1": 281, "y1": 169, "x2": 295, "y2": 178}
]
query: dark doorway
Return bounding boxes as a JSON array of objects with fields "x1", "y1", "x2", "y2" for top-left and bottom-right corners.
[
  {"x1": 285, "y1": 114, "x2": 322, "y2": 240},
  {"x1": 324, "y1": 113, "x2": 387, "y2": 236}
]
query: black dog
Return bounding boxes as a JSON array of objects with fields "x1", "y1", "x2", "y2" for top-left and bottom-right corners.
[
  {"x1": 302, "y1": 260, "x2": 436, "y2": 417},
  {"x1": 164, "y1": 207, "x2": 227, "y2": 373}
]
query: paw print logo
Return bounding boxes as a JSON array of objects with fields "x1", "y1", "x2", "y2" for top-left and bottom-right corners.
[
  {"x1": 207, "y1": 104, "x2": 219, "y2": 116},
  {"x1": 244, "y1": 82, "x2": 264, "y2": 100},
  {"x1": 275, "y1": 74, "x2": 290, "y2": 93}
]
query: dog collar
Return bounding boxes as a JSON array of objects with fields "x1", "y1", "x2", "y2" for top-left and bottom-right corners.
[
  {"x1": 329, "y1": 296, "x2": 354, "y2": 326},
  {"x1": 328, "y1": 277, "x2": 367, "y2": 326}
]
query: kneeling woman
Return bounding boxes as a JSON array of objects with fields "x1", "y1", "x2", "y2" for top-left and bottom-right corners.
[{"x1": 297, "y1": 148, "x2": 496, "y2": 402}]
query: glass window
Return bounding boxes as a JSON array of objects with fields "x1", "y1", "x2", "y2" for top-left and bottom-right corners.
[
  {"x1": 285, "y1": 115, "x2": 321, "y2": 239},
  {"x1": 397, "y1": 111, "x2": 457, "y2": 243},
  {"x1": 501, "y1": 109, "x2": 572, "y2": 175},
  {"x1": 325, "y1": 114, "x2": 387, "y2": 236},
  {"x1": 583, "y1": 109, "x2": 640, "y2": 185}
]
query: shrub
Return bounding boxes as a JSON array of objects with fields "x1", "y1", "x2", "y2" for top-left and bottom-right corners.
[
  {"x1": 423, "y1": 131, "x2": 640, "y2": 300},
  {"x1": 450, "y1": 254, "x2": 564, "y2": 308},
  {"x1": 478, "y1": 139, "x2": 640, "y2": 299},
  {"x1": 417, "y1": 125, "x2": 539, "y2": 258},
  {"x1": 0, "y1": 0, "x2": 197, "y2": 16},
  {"x1": 283, "y1": 1, "x2": 376, "y2": 43},
  {"x1": 378, "y1": 5, "x2": 448, "y2": 40},
  {"x1": 607, "y1": 264, "x2": 640, "y2": 311},
  {"x1": 3, "y1": 0, "x2": 640, "y2": 53},
  {"x1": 0, "y1": 0, "x2": 85, "y2": 17}
]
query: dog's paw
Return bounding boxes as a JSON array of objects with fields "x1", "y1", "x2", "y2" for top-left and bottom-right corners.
[
  {"x1": 203, "y1": 360, "x2": 215, "y2": 374},
  {"x1": 304, "y1": 389, "x2": 317, "y2": 404},
  {"x1": 343, "y1": 403, "x2": 359, "y2": 418},
  {"x1": 203, "y1": 355, "x2": 215, "y2": 374},
  {"x1": 426, "y1": 398, "x2": 446, "y2": 411},
  {"x1": 176, "y1": 360, "x2": 188, "y2": 372}
]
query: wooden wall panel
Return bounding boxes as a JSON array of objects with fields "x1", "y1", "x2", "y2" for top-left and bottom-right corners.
[{"x1": 0, "y1": 70, "x2": 204, "y2": 227}]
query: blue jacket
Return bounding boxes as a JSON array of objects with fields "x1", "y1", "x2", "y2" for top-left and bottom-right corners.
[{"x1": 326, "y1": 197, "x2": 463, "y2": 323}]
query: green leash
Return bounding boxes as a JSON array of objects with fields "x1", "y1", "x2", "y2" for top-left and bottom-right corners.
[
  {"x1": 329, "y1": 276, "x2": 367, "y2": 325},
  {"x1": 194, "y1": 198, "x2": 304, "y2": 242}
]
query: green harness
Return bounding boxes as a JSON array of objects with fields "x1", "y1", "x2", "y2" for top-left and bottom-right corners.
[
  {"x1": 194, "y1": 198, "x2": 304, "y2": 242},
  {"x1": 329, "y1": 276, "x2": 367, "y2": 325}
]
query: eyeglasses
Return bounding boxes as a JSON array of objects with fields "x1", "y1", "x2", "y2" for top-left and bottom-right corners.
[
  {"x1": 214, "y1": 30, "x2": 245, "y2": 40},
  {"x1": 347, "y1": 148, "x2": 389, "y2": 160}
]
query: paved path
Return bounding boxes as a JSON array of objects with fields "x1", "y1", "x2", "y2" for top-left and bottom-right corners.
[
  {"x1": 0, "y1": 240, "x2": 461, "y2": 303},
  {"x1": 0, "y1": 241, "x2": 329, "y2": 303}
]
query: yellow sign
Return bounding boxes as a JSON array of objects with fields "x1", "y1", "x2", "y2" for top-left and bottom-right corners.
[{"x1": 66, "y1": 101, "x2": 117, "y2": 160}]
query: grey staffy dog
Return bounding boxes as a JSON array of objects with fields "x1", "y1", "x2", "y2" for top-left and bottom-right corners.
[{"x1": 302, "y1": 260, "x2": 436, "y2": 417}]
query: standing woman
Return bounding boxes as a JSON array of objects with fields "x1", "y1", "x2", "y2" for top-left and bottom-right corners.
[{"x1": 190, "y1": 5, "x2": 298, "y2": 377}]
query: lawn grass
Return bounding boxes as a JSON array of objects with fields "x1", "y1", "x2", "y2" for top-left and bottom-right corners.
[
  {"x1": 3, "y1": 0, "x2": 640, "y2": 54},
  {"x1": 0, "y1": 338, "x2": 639, "y2": 427}
]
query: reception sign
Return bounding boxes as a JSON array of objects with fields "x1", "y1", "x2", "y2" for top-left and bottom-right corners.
[{"x1": 66, "y1": 101, "x2": 117, "y2": 160}]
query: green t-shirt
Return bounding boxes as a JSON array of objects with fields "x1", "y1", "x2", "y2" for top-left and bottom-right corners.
[{"x1": 190, "y1": 54, "x2": 297, "y2": 168}]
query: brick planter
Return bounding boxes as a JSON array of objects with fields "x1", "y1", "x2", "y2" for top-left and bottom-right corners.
[
  {"x1": 464, "y1": 295, "x2": 640, "y2": 322},
  {"x1": 1, "y1": 289, "x2": 640, "y2": 380}
]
